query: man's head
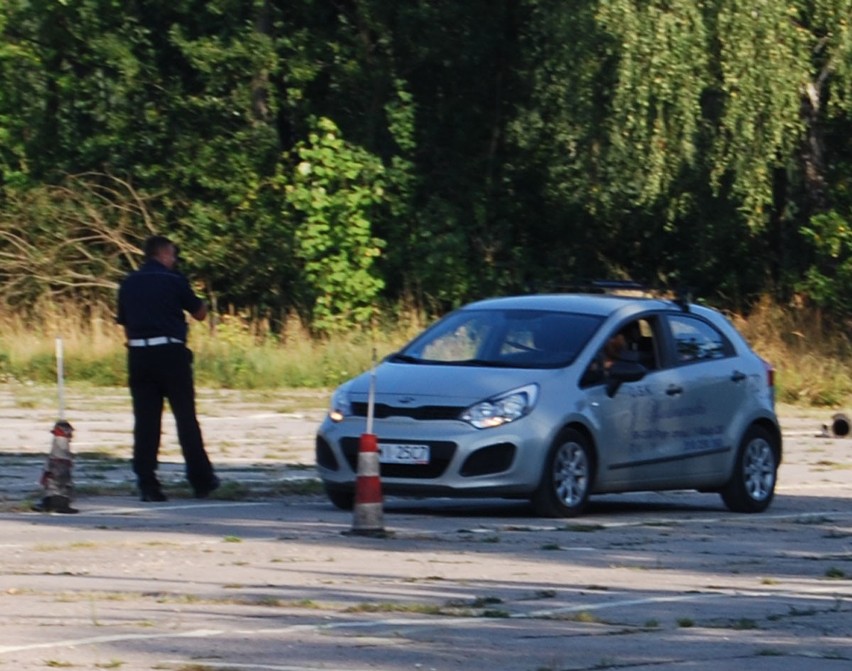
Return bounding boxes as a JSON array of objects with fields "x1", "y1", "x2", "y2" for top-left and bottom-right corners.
[
  {"x1": 143, "y1": 235, "x2": 178, "y2": 270},
  {"x1": 603, "y1": 333, "x2": 627, "y2": 364}
]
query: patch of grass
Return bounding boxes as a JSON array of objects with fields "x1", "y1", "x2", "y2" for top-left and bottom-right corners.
[
  {"x1": 570, "y1": 611, "x2": 602, "y2": 624},
  {"x1": 74, "y1": 483, "x2": 134, "y2": 496},
  {"x1": 343, "y1": 601, "x2": 444, "y2": 615},
  {"x1": 814, "y1": 459, "x2": 852, "y2": 470},
  {"x1": 482, "y1": 608, "x2": 510, "y2": 618},
  {"x1": 34, "y1": 542, "x2": 97, "y2": 552},
  {"x1": 735, "y1": 298, "x2": 852, "y2": 406},
  {"x1": 731, "y1": 618, "x2": 759, "y2": 630},
  {"x1": 794, "y1": 515, "x2": 833, "y2": 525},
  {"x1": 788, "y1": 606, "x2": 817, "y2": 617},
  {"x1": 825, "y1": 566, "x2": 846, "y2": 579},
  {"x1": 292, "y1": 598, "x2": 321, "y2": 609},
  {"x1": 222, "y1": 536, "x2": 242, "y2": 543},
  {"x1": 676, "y1": 617, "x2": 694, "y2": 627},
  {"x1": 562, "y1": 523, "x2": 606, "y2": 532},
  {"x1": 273, "y1": 479, "x2": 324, "y2": 496},
  {"x1": 756, "y1": 648, "x2": 786, "y2": 656}
]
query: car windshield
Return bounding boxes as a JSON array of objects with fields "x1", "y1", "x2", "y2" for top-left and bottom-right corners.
[{"x1": 393, "y1": 309, "x2": 603, "y2": 368}]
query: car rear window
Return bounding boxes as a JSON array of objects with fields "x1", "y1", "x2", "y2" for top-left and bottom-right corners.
[
  {"x1": 398, "y1": 309, "x2": 603, "y2": 368},
  {"x1": 667, "y1": 314, "x2": 734, "y2": 362}
]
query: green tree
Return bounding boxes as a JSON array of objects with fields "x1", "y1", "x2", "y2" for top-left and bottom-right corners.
[
  {"x1": 284, "y1": 117, "x2": 386, "y2": 333},
  {"x1": 1, "y1": 0, "x2": 851, "y2": 325}
]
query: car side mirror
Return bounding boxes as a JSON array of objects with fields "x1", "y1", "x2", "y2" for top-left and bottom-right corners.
[{"x1": 605, "y1": 360, "x2": 647, "y2": 398}]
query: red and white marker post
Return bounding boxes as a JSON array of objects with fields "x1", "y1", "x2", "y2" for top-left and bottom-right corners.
[{"x1": 349, "y1": 352, "x2": 386, "y2": 536}]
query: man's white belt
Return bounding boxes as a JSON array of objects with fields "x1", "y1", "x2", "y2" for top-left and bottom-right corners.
[{"x1": 127, "y1": 337, "x2": 184, "y2": 347}]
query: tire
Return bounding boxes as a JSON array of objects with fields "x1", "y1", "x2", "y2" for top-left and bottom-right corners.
[
  {"x1": 324, "y1": 485, "x2": 355, "y2": 511},
  {"x1": 532, "y1": 429, "x2": 594, "y2": 518},
  {"x1": 720, "y1": 425, "x2": 778, "y2": 513}
]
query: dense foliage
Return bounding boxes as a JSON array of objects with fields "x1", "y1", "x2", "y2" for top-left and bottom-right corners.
[{"x1": 1, "y1": 0, "x2": 851, "y2": 331}]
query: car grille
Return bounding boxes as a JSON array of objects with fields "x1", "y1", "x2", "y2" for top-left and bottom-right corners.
[
  {"x1": 351, "y1": 402, "x2": 463, "y2": 421},
  {"x1": 340, "y1": 437, "x2": 457, "y2": 479}
]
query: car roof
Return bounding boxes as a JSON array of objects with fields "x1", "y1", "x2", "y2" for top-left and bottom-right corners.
[{"x1": 461, "y1": 293, "x2": 681, "y2": 317}]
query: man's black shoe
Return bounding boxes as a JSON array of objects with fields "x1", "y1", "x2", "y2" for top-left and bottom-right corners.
[
  {"x1": 140, "y1": 488, "x2": 168, "y2": 502},
  {"x1": 33, "y1": 495, "x2": 79, "y2": 514},
  {"x1": 194, "y1": 475, "x2": 221, "y2": 499}
]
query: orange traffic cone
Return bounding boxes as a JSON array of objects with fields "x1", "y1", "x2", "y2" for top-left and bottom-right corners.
[{"x1": 347, "y1": 432, "x2": 386, "y2": 536}]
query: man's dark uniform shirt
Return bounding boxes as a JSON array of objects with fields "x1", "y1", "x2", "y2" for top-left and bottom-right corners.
[{"x1": 117, "y1": 260, "x2": 201, "y2": 340}]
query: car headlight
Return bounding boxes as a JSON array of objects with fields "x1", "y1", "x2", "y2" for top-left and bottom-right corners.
[
  {"x1": 328, "y1": 386, "x2": 353, "y2": 423},
  {"x1": 460, "y1": 384, "x2": 538, "y2": 429}
]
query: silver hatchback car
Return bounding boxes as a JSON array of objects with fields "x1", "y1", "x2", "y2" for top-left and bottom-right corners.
[{"x1": 315, "y1": 292, "x2": 781, "y2": 517}]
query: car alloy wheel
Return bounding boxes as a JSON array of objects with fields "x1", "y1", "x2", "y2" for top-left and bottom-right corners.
[
  {"x1": 532, "y1": 428, "x2": 594, "y2": 517},
  {"x1": 721, "y1": 425, "x2": 778, "y2": 513}
]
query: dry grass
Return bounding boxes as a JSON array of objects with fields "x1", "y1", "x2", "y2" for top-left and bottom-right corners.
[
  {"x1": 730, "y1": 297, "x2": 852, "y2": 406},
  {"x1": 0, "y1": 302, "x2": 422, "y2": 389},
  {"x1": 1, "y1": 297, "x2": 851, "y2": 405}
]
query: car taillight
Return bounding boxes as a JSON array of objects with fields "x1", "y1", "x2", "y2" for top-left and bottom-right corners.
[
  {"x1": 761, "y1": 357, "x2": 776, "y2": 405},
  {"x1": 763, "y1": 359, "x2": 775, "y2": 387}
]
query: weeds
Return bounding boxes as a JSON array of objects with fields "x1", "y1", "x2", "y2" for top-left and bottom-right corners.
[
  {"x1": 4, "y1": 298, "x2": 852, "y2": 403},
  {"x1": 756, "y1": 648, "x2": 786, "y2": 656},
  {"x1": 0, "y1": 304, "x2": 416, "y2": 390},
  {"x1": 732, "y1": 298, "x2": 852, "y2": 405}
]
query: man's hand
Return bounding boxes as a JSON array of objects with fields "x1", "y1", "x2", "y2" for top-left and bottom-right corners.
[{"x1": 192, "y1": 302, "x2": 209, "y2": 321}]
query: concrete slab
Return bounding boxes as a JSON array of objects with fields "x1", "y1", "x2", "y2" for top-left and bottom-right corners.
[{"x1": 0, "y1": 388, "x2": 850, "y2": 670}]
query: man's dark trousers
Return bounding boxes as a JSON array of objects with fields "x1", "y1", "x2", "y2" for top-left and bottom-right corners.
[{"x1": 128, "y1": 344, "x2": 213, "y2": 490}]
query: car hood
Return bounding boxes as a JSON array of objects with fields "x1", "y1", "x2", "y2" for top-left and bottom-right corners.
[{"x1": 344, "y1": 361, "x2": 562, "y2": 405}]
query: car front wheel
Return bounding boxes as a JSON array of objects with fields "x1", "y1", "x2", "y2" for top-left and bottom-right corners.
[
  {"x1": 720, "y1": 425, "x2": 778, "y2": 513},
  {"x1": 324, "y1": 485, "x2": 355, "y2": 511},
  {"x1": 532, "y1": 429, "x2": 594, "y2": 518}
]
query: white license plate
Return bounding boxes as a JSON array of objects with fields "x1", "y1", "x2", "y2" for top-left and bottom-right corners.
[{"x1": 379, "y1": 443, "x2": 430, "y2": 465}]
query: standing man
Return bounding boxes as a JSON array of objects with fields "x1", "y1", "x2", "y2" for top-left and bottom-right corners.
[{"x1": 116, "y1": 235, "x2": 219, "y2": 501}]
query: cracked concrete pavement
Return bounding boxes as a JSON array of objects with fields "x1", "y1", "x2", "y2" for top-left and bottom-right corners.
[{"x1": 0, "y1": 385, "x2": 850, "y2": 671}]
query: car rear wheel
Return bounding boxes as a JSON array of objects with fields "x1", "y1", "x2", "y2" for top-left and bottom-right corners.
[
  {"x1": 532, "y1": 429, "x2": 594, "y2": 518},
  {"x1": 720, "y1": 425, "x2": 778, "y2": 513},
  {"x1": 324, "y1": 485, "x2": 355, "y2": 511}
]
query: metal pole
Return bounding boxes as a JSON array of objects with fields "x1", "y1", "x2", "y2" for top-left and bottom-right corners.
[
  {"x1": 366, "y1": 347, "x2": 377, "y2": 435},
  {"x1": 55, "y1": 337, "x2": 65, "y2": 421}
]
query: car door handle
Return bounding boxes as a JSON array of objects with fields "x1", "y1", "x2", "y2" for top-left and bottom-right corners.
[
  {"x1": 731, "y1": 370, "x2": 746, "y2": 382},
  {"x1": 666, "y1": 385, "x2": 683, "y2": 396}
]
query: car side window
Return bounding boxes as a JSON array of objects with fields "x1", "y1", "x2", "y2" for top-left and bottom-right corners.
[
  {"x1": 667, "y1": 315, "x2": 732, "y2": 363},
  {"x1": 621, "y1": 317, "x2": 659, "y2": 370},
  {"x1": 580, "y1": 317, "x2": 659, "y2": 387}
]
